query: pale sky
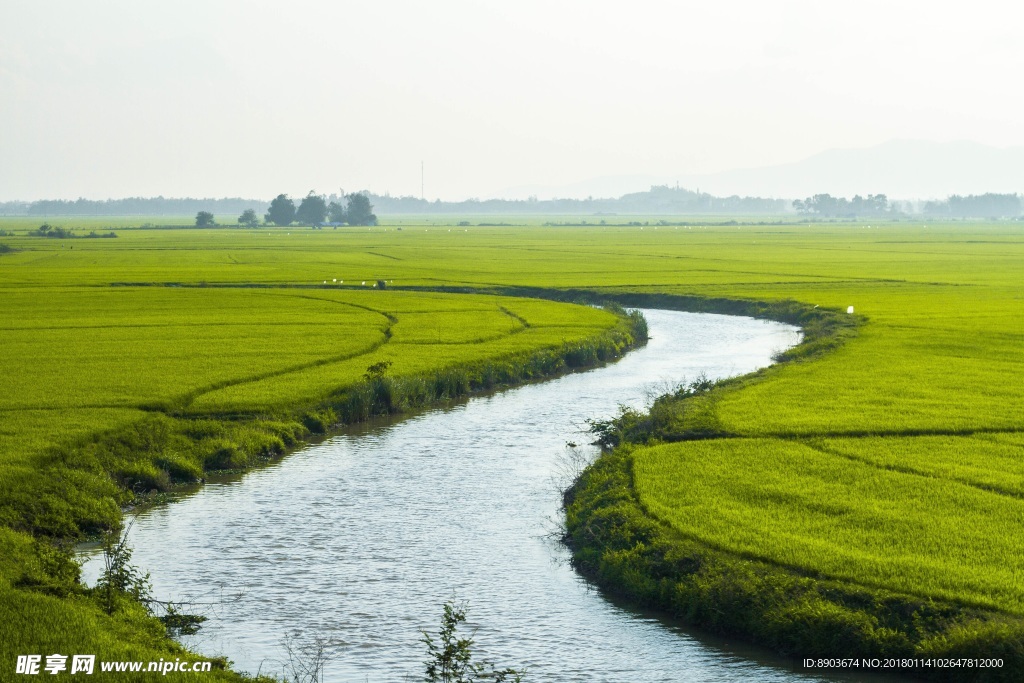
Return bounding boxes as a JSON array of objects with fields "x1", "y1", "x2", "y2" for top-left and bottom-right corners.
[{"x1": 2, "y1": 0, "x2": 1023, "y2": 201}]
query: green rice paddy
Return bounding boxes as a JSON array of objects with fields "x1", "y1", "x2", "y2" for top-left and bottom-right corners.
[{"x1": 2, "y1": 217, "x2": 1022, "y2": 679}]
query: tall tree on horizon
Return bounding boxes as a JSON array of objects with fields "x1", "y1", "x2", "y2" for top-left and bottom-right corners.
[
  {"x1": 265, "y1": 194, "x2": 296, "y2": 226},
  {"x1": 295, "y1": 191, "x2": 328, "y2": 226}
]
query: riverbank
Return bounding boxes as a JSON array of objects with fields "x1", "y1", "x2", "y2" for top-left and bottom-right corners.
[
  {"x1": 562, "y1": 294, "x2": 1024, "y2": 683},
  {"x1": 77, "y1": 308, "x2": 809, "y2": 681},
  {"x1": 1, "y1": 295, "x2": 646, "y2": 681}
]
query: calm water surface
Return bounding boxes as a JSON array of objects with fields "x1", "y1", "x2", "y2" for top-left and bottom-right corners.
[{"x1": 81, "y1": 310, "x2": 897, "y2": 682}]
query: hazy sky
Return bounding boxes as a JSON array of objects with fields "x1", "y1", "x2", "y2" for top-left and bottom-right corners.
[{"x1": 2, "y1": 1, "x2": 1022, "y2": 201}]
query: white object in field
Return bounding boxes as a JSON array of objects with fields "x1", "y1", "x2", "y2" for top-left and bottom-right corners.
[
  {"x1": 332, "y1": 278, "x2": 336, "y2": 282},
  {"x1": 847, "y1": 306, "x2": 855, "y2": 314},
  {"x1": 361, "y1": 281, "x2": 366, "y2": 286}
]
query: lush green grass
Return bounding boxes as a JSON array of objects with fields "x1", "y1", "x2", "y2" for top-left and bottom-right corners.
[
  {"x1": 0, "y1": 221, "x2": 646, "y2": 680},
  {"x1": 0, "y1": 282, "x2": 626, "y2": 536},
  {"x1": 2, "y1": 216, "x2": 1023, "y2": 679},
  {"x1": 565, "y1": 446, "x2": 1024, "y2": 682},
  {"x1": 635, "y1": 437, "x2": 1024, "y2": 613}
]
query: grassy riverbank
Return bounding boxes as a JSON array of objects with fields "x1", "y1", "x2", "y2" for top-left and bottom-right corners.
[
  {"x1": 564, "y1": 294, "x2": 1024, "y2": 682},
  {"x1": 2, "y1": 218, "x2": 1022, "y2": 680},
  {"x1": 0, "y1": 222, "x2": 647, "y2": 679}
]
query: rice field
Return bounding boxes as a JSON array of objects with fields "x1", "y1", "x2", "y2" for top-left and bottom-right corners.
[
  {"x1": 0, "y1": 222, "x2": 637, "y2": 679},
  {"x1": 634, "y1": 437, "x2": 1024, "y2": 614},
  {"x1": 2, "y1": 217, "x2": 1023, "y2": 678}
]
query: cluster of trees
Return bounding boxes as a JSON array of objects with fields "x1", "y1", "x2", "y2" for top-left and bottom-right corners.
[
  {"x1": 195, "y1": 211, "x2": 217, "y2": 227},
  {"x1": 193, "y1": 192, "x2": 378, "y2": 228},
  {"x1": 263, "y1": 191, "x2": 377, "y2": 227},
  {"x1": 29, "y1": 224, "x2": 75, "y2": 238},
  {"x1": 793, "y1": 194, "x2": 892, "y2": 217},
  {"x1": 27, "y1": 223, "x2": 117, "y2": 238}
]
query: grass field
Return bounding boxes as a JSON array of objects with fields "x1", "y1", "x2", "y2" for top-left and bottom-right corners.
[
  {"x1": 635, "y1": 437, "x2": 1024, "y2": 613},
  {"x1": 2, "y1": 216, "x2": 1023, "y2": 679},
  {"x1": 0, "y1": 220, "x2": 643, "y2": 680}
]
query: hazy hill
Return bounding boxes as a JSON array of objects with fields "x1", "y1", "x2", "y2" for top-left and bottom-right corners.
[
  {"x1": 500, "y1": 141, "x2": 1024, "y2": 200},
  {"x1": 695, "y1": 140, "x2": 1024, "y2": 198}
]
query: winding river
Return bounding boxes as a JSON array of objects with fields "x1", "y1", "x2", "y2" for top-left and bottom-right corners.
[{"x1": 81, "y1": 310, "x2": 898, "y2": 682}]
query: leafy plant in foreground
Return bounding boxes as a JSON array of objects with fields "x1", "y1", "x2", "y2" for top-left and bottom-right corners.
[
  {"x1": 422, "y1": 601, "x2": 523, "y2": 683},
  {"x1": 94, "y1": 523, "x2": 207, "y2": 637},
  {"x1": 95, "y1": 523, "x2": 153, "y2": 615}
]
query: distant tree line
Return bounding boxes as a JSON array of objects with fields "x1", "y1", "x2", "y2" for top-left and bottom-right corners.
[
  {"x1": 6, "y1": 187, "x2": 1023, "y2": 221},
  {"x1": 792, "y1": 192, "x2": 1022, "y2": 218},
  {"x1": 922, "y1": 193, "x2": 1021, "y2": 218},
  {"x1": 3, "y1": 188, "x2": 787, "y2": 217},
  {"x1": 12, "y1": 197, "x2": 268, "y2": 217},
  {"x1": 0, "y1": 201, "x2": 31, "y2": 216},
  {"x1": 793, "y1": 194, "x2": 893, "y2": 217},
  {"x1": 368, "y1": 185, "x2": 789, "y2": 215}
]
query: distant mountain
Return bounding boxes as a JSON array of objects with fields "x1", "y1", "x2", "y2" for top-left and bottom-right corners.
[
  {"x1": 498, "y1": 175, "x2": 677, "y2": 201},
  {"x1": 497, "y1": 141, "x2": 1024, "y2": 200},
  {"x1": 693, "y1": 140, "x2": 1024, "y2": 199}
]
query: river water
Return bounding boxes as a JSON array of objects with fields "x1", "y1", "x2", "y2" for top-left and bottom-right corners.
[{"x1": 80, "y1": 310, "x2": 896, "y2": 682}]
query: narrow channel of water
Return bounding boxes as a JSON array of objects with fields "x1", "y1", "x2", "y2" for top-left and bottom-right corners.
[{"x1": 80, "y1": 310, "x2": 897, "y2": 682}]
